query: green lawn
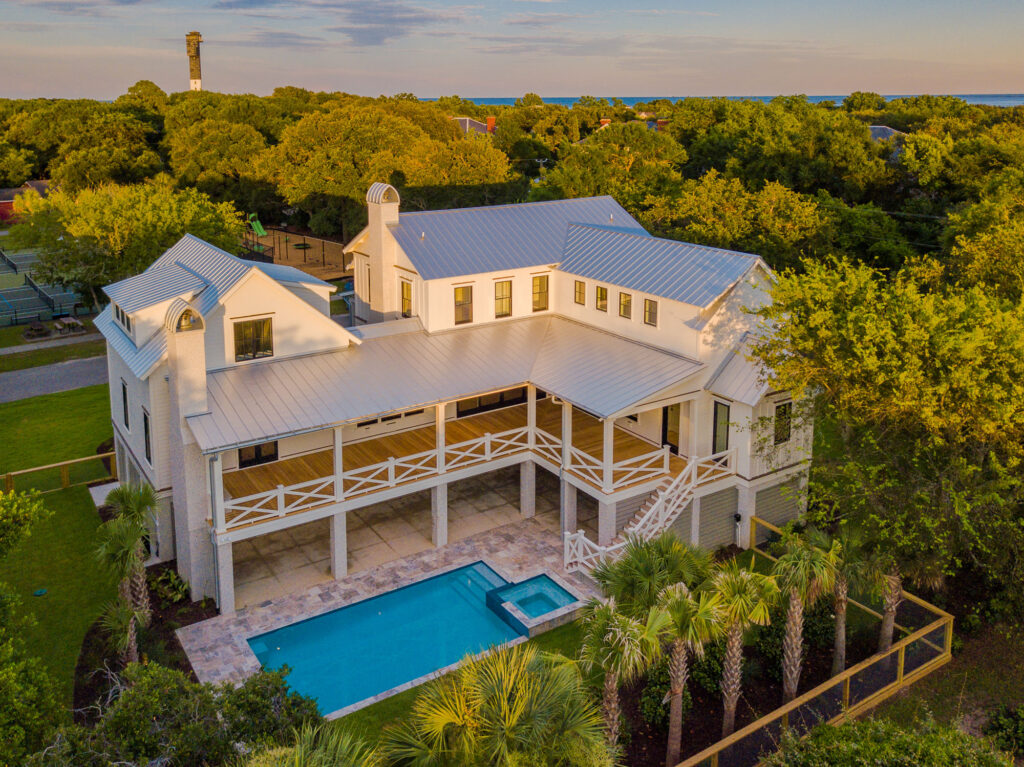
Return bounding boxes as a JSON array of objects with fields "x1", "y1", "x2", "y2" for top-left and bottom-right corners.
[
  {"x1": 0, "y1": 487, "x2": 117, "y2": 705},
  {"x1": 336, "y1": 621, "x2": 586, "y2": 736},
  {"x1": 0, "y1": 339, "x2": 106, "y2": 373}
]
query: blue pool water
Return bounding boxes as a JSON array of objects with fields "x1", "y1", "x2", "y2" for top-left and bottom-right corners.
[
  {"x1": 249, "y1": 562, "x2": 518, "y2": 713},
  {"x1": 492, "y1": 575, "x2": 577, "y2": 619}
]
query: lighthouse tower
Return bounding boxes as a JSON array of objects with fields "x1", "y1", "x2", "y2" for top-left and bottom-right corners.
[{"x1": 186, "y1": 31, "x2": 203, "y2": 91}]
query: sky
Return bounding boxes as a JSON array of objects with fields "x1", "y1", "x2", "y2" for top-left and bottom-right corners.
[{"x1": 1, "y1": 0, "x2": 1022, "y2": 99}]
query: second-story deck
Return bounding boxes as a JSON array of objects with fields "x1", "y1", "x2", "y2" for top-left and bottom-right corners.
[{"x1": 219, "y1": 398, "x2": 688, "y2": 532}]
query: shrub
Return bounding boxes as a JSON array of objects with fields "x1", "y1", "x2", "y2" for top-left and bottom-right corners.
[
  {"x1": 762, "y1": 717, "x2": 1012, "y2": 766},
  {"x1": 691, "y1": 638, "x2": 725, "y2": 695},
  {"x1": 149, "y1": 568, "x2": 190, "y2": 606},
  {"x1": 985, "y1": 705, "x2": 1024, "y2": 756},
  {"x1": 754, "y1": 602, "x2": 834, "y2": 683},
  {"x1": 639, "y1": 657, "x2": 692, "y2": 730},
  {"x1": 221, "y1": 667, "x2": 320, "y2": 747}
]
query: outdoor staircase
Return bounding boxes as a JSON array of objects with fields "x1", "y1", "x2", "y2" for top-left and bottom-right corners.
[{"x1": 563, "y1": 449, "x2": 735, "y2": 573}]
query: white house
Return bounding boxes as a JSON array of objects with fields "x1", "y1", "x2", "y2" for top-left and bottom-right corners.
[{"x1": 96, "y1": 183, "x2": 809, "y2": 614}]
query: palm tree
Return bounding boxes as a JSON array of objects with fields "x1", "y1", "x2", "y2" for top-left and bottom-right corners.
[
  {"x1": 105, "y1": 482, "x2": 157, "y2": 621},
  {"x1": 657, "y1": 583, "x2": 723, "y2": 767},
  {"x1": 809, "y1": 525, "x2": 887, "y2": 675},
  {"x1": 382, "y1": 642, "x2": 607, "y2": 766},
  {"x1": 580, "y1": 598, "x2": 668, "y2": 748},
  {"x1": 96, "y1": 515, "x2": 148, "y2": 614},
  {"x1": 710, "y1": 560, "x2": 779, "y2": 738},
  {"x1": 100, "y1": 600, "x2": 143, "y2": 666},
  {"x1": 878, "y1": 568, "x2": 903, "y2": 654},
  {"x1": 246, "y1": 723, "x2": 381, "y2": 766},
  {"x1": 592, "y1": 532, "x2": 712, "y2": 619},
  {"x1": 773, "y1": 532, "x2": 839, "y2": 702}
]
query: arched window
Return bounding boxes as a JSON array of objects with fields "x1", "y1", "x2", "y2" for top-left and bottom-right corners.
[{"x1": 176, "y1": 309, "x2": 203, "y2": 332}]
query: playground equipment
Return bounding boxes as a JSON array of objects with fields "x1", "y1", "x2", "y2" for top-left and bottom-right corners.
[{"x1": 248, "y1": 213, "x2": 268, "y2": 237}]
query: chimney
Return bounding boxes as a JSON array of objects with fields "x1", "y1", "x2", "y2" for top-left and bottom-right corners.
[
  {"x1": 599, "y1": 118, "x2": 611, "y2": 127},
  {"x1": 167, "y1": 305, "x2": 207, "y2": 418},
  {"x1": 365, "y1": 183, "x2": 401, "y2": 320},
  {"x1": 486, "y1": 116, "x2": 496, "y2": 134}
]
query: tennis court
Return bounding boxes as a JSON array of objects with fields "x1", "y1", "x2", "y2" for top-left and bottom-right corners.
[{"x1": 0, "y1": 248, "x2": 38, "y2": 273}]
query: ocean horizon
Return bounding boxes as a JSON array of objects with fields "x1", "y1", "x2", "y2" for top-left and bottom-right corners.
[{"x1": 436, "y1": 94, "x2": 1024, "y2": 108}]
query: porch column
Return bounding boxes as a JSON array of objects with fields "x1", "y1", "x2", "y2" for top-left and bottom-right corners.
[
  {"x1": 209, "y1": 454, "x2": 225, "y2": 531},
  {"x1": 526, "y1": 385, "x2": 537, "y2": 449},
  {"x1": 333, "y1": 426, "x2": 344, "y2": 501},
  {"x1": 215, "y1": 538, "x2": 235, "y2": 614},
  {"x1": 330, "y1": 511, "x2": 347, "y2": 578},
  {"x1": 690, "y1": 494, "x2": 702, "y2": 546},
  {"x1": 560, "y1": 401, "x2": 572, "y2": 469},
  {"x1": 736, "y1": 485, "x2": 754, "y2": 549},
  {"x1": 431, "y1": 482, "x2": 448, "y2": 547},
  {"x1": 688, "y1": 398, "x2": 701, "y2": 459},
  {"x1": 436, "y1": 402, "x2": 446, "y2": 474},
  {"x1": 519, "y1": 460, "x2": 536, "y2": 518},
  {"x1": 560, "y1": 479, "x2": 577, "y2": 534},
  {"x1": 598, "y1": 500, "x2": 616, "y2": 546},
  {"x1": 602, "y1": 418, "x2": 615, "y2": 493}
]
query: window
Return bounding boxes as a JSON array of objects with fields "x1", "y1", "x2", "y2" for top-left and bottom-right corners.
[
  {"x1": 774, "y1": 402, "x2": 793, "y2": 445},
  {"x1": 234, "y1": 318, "x2": 273, "y2": 362},
  {"x1": 143, "y1": 410, "x2": 152, "y2": 464},
  {"x1": 114, "y1": 304, "x2": 132, "y2": 333},
  {"x1": 454, "y1": 286, "x2": 473, "y2": 324},
  {"x1": 532, "y1": 275, "x2": 549, "y2": 312},
  {"x1": 121, "y1": 380, "x2": 129, "y2": 430},
  {"x1": 596, "y1": 285, "x2": 608, "y2": 312},
  {"x1": 238, "y1": 441, "x2": 278, "y2": 468},
  {"x1": 574, "y1": 280, "x2": 586, "y2": 305},
  {"x1": 494, "y1": 280, "x2": 512, "y2": 318},
  {"x1": 619, "y1": 292, "x2": 632, "y2": 319},
  {"x1": 456, "y1": 387, "x2": 527, "y2": 417},
  {"x1": 644, "y1": 299, "x2": 658, "y2": 326},
  {"x1": 712, "y1": 401, "x2": 730, "y2": 454},
  {"x1": 400, "y1": 280, "x2": 412, "y2": 318},
  {"x1": 176, "y1": 309, "x2": 202, "y2": 332}
]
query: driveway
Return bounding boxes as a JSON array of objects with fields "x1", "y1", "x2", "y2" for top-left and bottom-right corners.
[{"x1": 0, "y1": 356, "x2": 108, "y2": 403}]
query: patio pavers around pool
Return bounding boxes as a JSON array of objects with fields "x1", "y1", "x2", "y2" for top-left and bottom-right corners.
[
  {"x1": 231, "y1": 465, "x2": 597, "y2": 610},
  {"x1": 179, "y1": 522, "x2": 599, "y2": 691}
]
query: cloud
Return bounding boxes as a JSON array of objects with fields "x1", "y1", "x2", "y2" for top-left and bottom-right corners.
[
  {"x1": 13, "y1": 0, "x2": 145, "y2": 14},
  {"x1": 632, "y1": 9, "x2": 719, "y2": 16},
  {"x1": 323, "y1": 0, "x2": 468, "y2": 46},
  {"x1": 504, "y1": 12, "x2": 579, "y2": 27},
  {"x1": 217, "y1": 28, "x2": 331, "y2": 49},
  {"x1": 467, "y1": 32, "x2": 628, "y2": 57}
]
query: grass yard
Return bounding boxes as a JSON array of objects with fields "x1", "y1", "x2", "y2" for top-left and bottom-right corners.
[
  {"x1": 0, "y1": 487, "x2": 117, "y2": 705},
  {"x1": 877, "y1": 626, "x2": 1024, "y2": 730},
  {"x1": 337, "y1": 620, "x2": 586, "y2": 737},
  {"x1": 0, "y1": 338, "x2": 106, "y2": 373}
]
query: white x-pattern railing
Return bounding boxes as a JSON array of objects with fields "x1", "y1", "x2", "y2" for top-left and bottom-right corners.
[{"x1": 563, "y1": 448, "x2": 736, "y2": 572}]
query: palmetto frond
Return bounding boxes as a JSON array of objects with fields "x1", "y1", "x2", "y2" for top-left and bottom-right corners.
[
  {"x1": 278, "y1": 723, "x2": 382, "y2": 767},
  {"x1": 774, "y1": 530, "x2": 840, "y2": 606},
  {"x1": 95, "y1": 516, "x2": 146, "y2": 580},
  {"x1": 710, "y1": 560, "x2": 779, "y2": 631},
  {"x1": 581, "y1": 598, "x2": 667, "y2": 683},
  {"x1": 105, "y1": 481, "x2": 158, "y2": 527},
  {"x1": 657, "y1": 583, "x2": 724, "y2": 656}
]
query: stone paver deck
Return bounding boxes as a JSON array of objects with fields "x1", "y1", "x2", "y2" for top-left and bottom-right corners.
[{"x1": 177, "y1": 516, "x2": 599, "y2": 694}]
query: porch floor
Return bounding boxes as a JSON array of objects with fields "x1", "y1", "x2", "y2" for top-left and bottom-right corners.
[
  {"x1": 222, "y1": 399, "x2": 685, "y2": 509},
  {"x1": 232, "y1": 465, "x2": 597, "y2": 610}
]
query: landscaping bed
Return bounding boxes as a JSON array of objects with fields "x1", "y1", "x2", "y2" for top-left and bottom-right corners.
[{"x1": 73, "y1": 560, "x2": 217, "y2": 724}]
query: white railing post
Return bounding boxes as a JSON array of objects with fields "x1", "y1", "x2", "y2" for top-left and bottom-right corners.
[
  {"x1": 436, "y1": 402, "x2": 446, "y2": 475},
  {"x1": 662, "y1": 445, "x2": 670, "y2": 473},
  {"x1": 209, "y1": 453, "x2": 226, "y2": 531},
  {"x1": 485, "y1": 433, "x2": 492, "y2": 460},
  {"x1": 388, "y1": 457, "x2": 396, "y2": 485},
  {"x1": 333, "y1": 426, "x2": 344, "y2": 502},
  {"x1": 527, "y1": 385, "x2": 537, "y2": 450},
  {"x1": 276, "y1": 484, "x2": 285, "y2": 516},
  {"x1": 602, "y1": 418, "x2": 614, "y2": 493},
  {"x1": 561, "y1": 401, "x2": 572, "y2": 470}
]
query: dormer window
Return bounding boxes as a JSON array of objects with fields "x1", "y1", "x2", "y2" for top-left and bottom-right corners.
[
  {"x1": 234, "y1": 317, "x2": 273, "y2": 362},
  {"x1": 176, "y1": 309, "x2": 203, "y2": 332},
  {"x1": 113, "y1": 303, "x2": 132, "y2": 334}
]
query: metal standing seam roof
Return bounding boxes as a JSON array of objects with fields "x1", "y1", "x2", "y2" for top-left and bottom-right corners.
[
  {"x1": 705, "y1": 333, "x2": 770, "y2": 407},
  {"x1": 94, "y1": 306, "x2": 168, "y2": 379},
  {"x1": 242, "y1": 260, "x2": 332, "y2": 288},
  {"x1": 558, "y1": 224, "x2": 763, "y2": 309},
  {"x1": 390, "y1": 196, "x2": 647, "y2": 281},
  {"x1": 186, "y1": 315, "x2": 704, "y2": 453},
  {"x1": 148, "y1": 235, "x2": 252, "y2": 316},
  {"x1": 102, "y1": 265, "x2": 207, "y2": 313}
]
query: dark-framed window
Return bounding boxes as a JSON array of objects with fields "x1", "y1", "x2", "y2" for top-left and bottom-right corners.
[
  {"x1": 712, "y1": 401, "x2": 730, "y2": 454},
  {"x1": 574, "y1": 280, "x2": 586, "y2": 305},
  {"x1": 121, "y1": 380, "x2": 129, "y2": 430},
  {"x1": 494, "y1": 280, "x2": 512, "y2": 318},
  {"x1": 532, "y1": 275, "x2": 549, "y2": 312},
  {"x1": 454, "y1": 285, "x2": 473, "y2": 325},
  {"x1": 143, "y1": 410, "x2": 152, "y2": 464},
  {"x1": 596, "y1": 285, "x2": 608, "y2": 312},
  {"x1": 234, "y1": 318, "x2": 273, "y2": 362},
  {"x1": 619, "y1": 292, "x2": 632, "y2": 319},
  {"x1": 644, "y1": 298, "x2": 658, "y2": 326},
  {"x1": 238, "y1": 440, "x2": 278, "y2": 468},
  {"x1": 400, "y1": 280, "x2": 412, "y2": 318},
  {"x1": 457, "y1": 387, "x2": 527, "y2": 417},
  {"x1": 774, "y1": 401, "x2": 793, "y2": 445}
]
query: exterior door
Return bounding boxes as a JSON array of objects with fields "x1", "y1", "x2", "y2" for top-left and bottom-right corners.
[
  {"x1": 662, "y1": 403, "x2": 681, "y2": 454},
  {"x1": 712, "y1": 401, "x2": 730, "y2": 455}
]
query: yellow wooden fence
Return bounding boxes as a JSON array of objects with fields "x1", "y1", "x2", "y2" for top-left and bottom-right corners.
[
  {"x1": 3, "y1": 451, "x2": 117, "y2": 494},
  {"x1": 676, "y1": 516, "x2": 954, "y2": 767}
]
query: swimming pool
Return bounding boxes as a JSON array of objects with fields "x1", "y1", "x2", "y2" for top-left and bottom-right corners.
[
  {"x1": 491, "y1": 575, "x2": 577, "y2": 619},
  {"x1": 248, "y1": 562, "x2": 519, "y2": 713}
]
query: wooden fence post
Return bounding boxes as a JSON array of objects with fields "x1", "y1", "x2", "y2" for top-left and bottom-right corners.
[
  {"x1": 897, "y1": 645, "x2": 906, "y2": 684},
  {"x1": 60, "y1": 465, "x2": 70, "y2": 488},
  {"x1": 842, "y1": 676, "x2": 851, "y2": 710},
  {"x1": 4, "y1": 473, "x2": 12, "y2": 492}
]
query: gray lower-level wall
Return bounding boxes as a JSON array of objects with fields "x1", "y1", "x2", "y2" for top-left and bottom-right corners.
[
  {"x1": 667, "y1": 500, "x2": 693, "y2": 544},
  {"x1": 698, "y1": 486, "x2": 739, "y2": 550},
  {"x1": 754, "y1": 481, "x2": 802, "y2": 542}
]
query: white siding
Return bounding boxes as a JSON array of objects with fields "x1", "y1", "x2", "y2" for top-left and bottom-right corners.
[{"x1": 698, "y1": 486, "x2": 739, "y2": 550}]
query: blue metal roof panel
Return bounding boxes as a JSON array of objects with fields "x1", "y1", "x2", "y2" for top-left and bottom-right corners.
[
  {"x1": 103, "y1": 265, "x2": 206, "y2": 313},
  {"x1": 94, "y1": 306, "x2": 167, "y2": 379},
  {"x1": 243, "y1": 260, "x2": 331, "y2": 288},
  {"x1": 557, "y1": 225, "x2": 759, "y2": 308},
  {"x1": 391, "y1": 196, "x2": 647, "y2": 280}
]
